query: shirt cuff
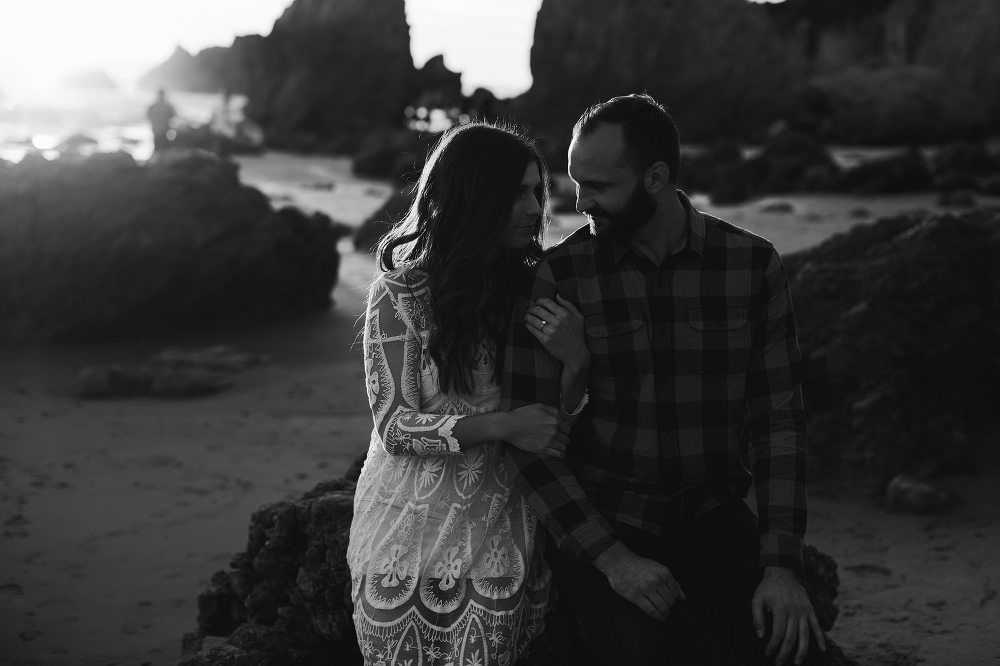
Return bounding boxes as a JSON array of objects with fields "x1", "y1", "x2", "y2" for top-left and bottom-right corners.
[
  {"x1": 759, "y1": 531, "x2": 805, "y2": 571},
  {"x1": 563, "y1": 515, "x2": 619, "y2": 564}
]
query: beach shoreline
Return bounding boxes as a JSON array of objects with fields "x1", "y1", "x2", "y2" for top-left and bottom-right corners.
[{"x1": 1, "y1": 152, "x2": 998, "y2": 665}]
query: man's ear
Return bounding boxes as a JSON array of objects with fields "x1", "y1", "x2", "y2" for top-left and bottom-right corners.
[{"x1": 645, "y1": 161, "x2": 671, "y2": 193}]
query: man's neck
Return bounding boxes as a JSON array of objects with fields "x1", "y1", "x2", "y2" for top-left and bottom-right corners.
[{"x1": 627, "y1": 190, "x2": 688, "y2": 266}]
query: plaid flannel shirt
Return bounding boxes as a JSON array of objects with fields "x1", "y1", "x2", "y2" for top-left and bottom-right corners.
[{"x1": 500, "y1": 192, "x2": 808, "y2": 571}]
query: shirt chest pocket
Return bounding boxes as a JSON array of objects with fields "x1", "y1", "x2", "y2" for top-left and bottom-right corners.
[
  {"x1": 687, "y1": 306, "x2": 750, "y2": 374},
  {"x1": 585, "y1": 310, "x2": 652, "y2": 376}
]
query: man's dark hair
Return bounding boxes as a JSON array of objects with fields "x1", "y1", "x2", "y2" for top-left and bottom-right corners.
[{"x1": 573, "y1": 93, "x2": 681, "y2": 183}]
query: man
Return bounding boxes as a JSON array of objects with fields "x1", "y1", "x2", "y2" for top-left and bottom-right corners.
[
  {"x1": 501, "y1": 94, "x2": 826, "y2": 665},
  {"x1": 146, "y1": 88, "x2": 175, "y2": 153}
]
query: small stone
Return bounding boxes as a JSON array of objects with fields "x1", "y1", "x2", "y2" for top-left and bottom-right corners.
[{"x1": 885, "y1": 474, "x2": 961, "y2": 513}]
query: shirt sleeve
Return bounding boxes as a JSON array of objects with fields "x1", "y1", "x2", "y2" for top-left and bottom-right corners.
[
  {"x1": 745, "y1": 249, "x2": 809, "y2": 570},
  {"x1": 364, "y1": 272, "x2": 465, "y2": 456},
  {"x1": 501, "y1": 260, "x2": 619, "y2": 563}
]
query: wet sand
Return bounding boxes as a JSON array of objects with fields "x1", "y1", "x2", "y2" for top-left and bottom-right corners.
[{"x1": 1, "y1": 153, "x2": 998, "y2": 665}]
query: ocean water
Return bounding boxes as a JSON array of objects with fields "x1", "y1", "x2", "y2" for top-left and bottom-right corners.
[{"x1": 0, "y1": 86, "x2": 243, "y2": 163}]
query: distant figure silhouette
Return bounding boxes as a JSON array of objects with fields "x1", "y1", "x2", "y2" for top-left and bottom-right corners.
[{"x1": 147, "y1": 88, "x2": 176, "y2": 153}]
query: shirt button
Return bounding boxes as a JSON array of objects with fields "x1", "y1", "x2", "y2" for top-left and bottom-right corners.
[
  {"x1": 657, "y1": 279, "x2": 665, "y2": 288},
  {"x1": 657, "y1": 327, "x2": 666, "y2": 337}
]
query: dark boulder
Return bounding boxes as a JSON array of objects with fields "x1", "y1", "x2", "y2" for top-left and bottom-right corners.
[
  {"x1": 808, "y1": 66, "x2": 988, "y2": 145},
  {"x1": 839, "y1": 147, "x2": 933, "y2": 194},
  {"x1": 786, "y1": 209, "x2": 1000, "y2": 489},
  {"x1": 515, "y1": 0, "x2": 1000, "y2": 146},
  {"x1": 410, "y1": 54, "x2": 464, "y2": 111},
  {"x1": 884, "y1": 474, "x2": 962, "y2": 514},
  {"x1": 179, "y1": 468, "x2": 854, "y2": 666},
  {"x1": 681, "y1": 131, "x2": 840, "y2": 205},
  {"x1": 178, "y1": 478, "x2": 363, "y2": 666},
  {"x1": 677, "y1": 141, "x2": 744, "y2": 196},
  {"x1": 931, "y1": 141, "x2": 1000, "y2": 192},
  {"x1": 759, "y1": 129, "x2": 839, "y2": 194},
  {"x1": 140, "y1": 0, "x2": 418, "y2": 152},
  {"x1": 351, "y1": 128, "x2": 433, "y2": 181},
  {"x1": 0, "y1": 150, "x2": 347, "y2": 341}
]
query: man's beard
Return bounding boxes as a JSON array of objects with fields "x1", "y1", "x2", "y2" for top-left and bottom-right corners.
[{"x1": 588, "y1": 178, "x2": 657, "y2": 241}]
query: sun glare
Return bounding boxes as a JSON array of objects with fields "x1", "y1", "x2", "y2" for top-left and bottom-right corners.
[
  {"x1": 0, "y1": 0, "x2": 543, "y2": 98},
  {"x1": 0, "y1": 0, "x2": 291, "y2": 91}
]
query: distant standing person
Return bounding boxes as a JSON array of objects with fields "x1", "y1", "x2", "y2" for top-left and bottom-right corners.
[
  {"x1": 209, "y1": 87, "x2": 240, "y2": 157},
  {"x1": 147, "y1": 88, "x2": 175, "y2": 153}
]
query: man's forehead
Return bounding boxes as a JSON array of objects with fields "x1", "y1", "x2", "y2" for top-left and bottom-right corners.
[{"x1": 569, "y1": 124, "x2": 630, "y2": 177}]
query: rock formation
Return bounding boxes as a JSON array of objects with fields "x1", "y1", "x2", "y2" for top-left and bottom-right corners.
[
  {"x1": 140, "y1": 0, "x2": 417, "y2": 152},
  {"x1": 515, "y1": 0, "x2": 1000, "y2": 146},
  {"x1": 678, "y1": 136, "x2": 999, "y2": 205},
  {"x1": 0, "y1": 150, "x2": 347, "y2": 341},
  {"x1": 178, "y1": 458, "x2": 856, "y2": 665},
  {"x1": 517, "y1": 0, "x2": 801, "y2": 147},
  {"x1": 785, "y1": 208, "x2": 1000, "y2": 490}
]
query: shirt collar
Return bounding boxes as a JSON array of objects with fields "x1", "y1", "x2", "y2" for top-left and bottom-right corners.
[{"x1": 606, "y1": 189, "x2": 706, "y2": 264}]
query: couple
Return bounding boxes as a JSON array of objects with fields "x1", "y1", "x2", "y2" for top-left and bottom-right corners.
[{"x1": 347, "y1": 93, "x2": 827, "y2": 666}]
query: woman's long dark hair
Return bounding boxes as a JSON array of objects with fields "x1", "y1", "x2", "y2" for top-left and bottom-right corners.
[{"x1": 377, "y1": 122, "x2": 549, "y2": 394}]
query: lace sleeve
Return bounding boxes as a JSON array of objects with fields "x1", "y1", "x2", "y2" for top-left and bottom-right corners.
[{"x1": 364, "y1": 270, "x2": 464, "y2": 456}]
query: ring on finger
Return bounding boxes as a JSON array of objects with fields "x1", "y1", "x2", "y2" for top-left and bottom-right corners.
[{"x1": 539, "y1": 319, "x2": 547, "y2": 328}]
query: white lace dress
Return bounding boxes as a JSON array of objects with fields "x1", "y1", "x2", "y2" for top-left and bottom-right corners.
[{"x1": 348, "y1": 268, "x2": 551, "y2": 666}]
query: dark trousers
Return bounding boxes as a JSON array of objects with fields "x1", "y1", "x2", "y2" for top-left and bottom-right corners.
[{"x1": 547, "y1": 500, "x2": 826, "y2": 665}]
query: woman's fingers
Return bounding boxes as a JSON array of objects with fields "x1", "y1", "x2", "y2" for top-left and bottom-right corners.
[
  {"x1": 555, "y1": 293, "x2": 583, "y2": 319},
  {"x1": 532, "y1": 297, "x2": 564, "y2": 315}
]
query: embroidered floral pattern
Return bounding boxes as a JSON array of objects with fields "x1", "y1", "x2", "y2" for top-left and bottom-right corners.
[
  {"x1": 348, "y1": 269, "x2": 550, "y2": 666},
  {"x1": 435, "y1": 547, "x2": 463, "y2": 591},
  {"x1": 380, "y1": 544, "x2": 410, "y2": 588},
  {"x1": 482, "y1": 536, "x2": 509, "y2": 577}
]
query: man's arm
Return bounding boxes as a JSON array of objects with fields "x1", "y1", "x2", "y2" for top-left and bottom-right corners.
[
  {"x1": 502, "y1": 258, "x2": 690, "y2": 620},
  {"x1": 500, "y1": 260, "x2": 619, "y2": 563},
  {"x1": 746, "y1": 248, "x2": 825, "y2": 662},
  {"x1": 745, "y1": 249, "x2": 808, "y2": 570}
]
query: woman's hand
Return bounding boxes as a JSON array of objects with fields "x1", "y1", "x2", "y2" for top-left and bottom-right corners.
[
  {"x1": 502, "y1": 404, "x2": 569, "y2": 458},
  {"x1": 524, "y1": 294, "x2": 590, "y2": 372}
]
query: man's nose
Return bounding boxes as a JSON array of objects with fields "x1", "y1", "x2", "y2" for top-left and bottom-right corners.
[{"x1": 575, "y1": 186, "x2": 593, "y2": 214}]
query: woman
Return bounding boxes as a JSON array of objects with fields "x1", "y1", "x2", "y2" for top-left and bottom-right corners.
[{"x1": 347, "y1": 122, "x2": 590, "y2": 666}]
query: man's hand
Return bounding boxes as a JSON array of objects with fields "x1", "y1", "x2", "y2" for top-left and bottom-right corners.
[
  {"x1": 592, "y1": 541, "x2": 686, "y2": 621},
  {"x1": 752, "y1": 566, "x2": 826, "y2": 666}
]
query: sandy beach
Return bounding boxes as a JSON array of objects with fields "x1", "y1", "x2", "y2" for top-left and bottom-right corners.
[{"x1": 1, "y1": 153, "x2": 998, "y2": 665}]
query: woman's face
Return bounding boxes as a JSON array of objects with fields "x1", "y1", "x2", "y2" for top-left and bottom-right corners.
[{"x1": 501, "y1": 161, "x2": 543, "y2": 249}]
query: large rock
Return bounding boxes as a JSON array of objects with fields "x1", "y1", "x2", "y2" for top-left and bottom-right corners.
[
  {"x1": 678, "y1": 131, "x2": 838, "y2": 205},
  {"x1": 179, "y1": 464, "x2": 855, "y2": 666},
  {"x1": 515, "y1": 0, "x2": 1000, "y2": 145},
  {"x1": 140, "y1": 0, "x2": 417, "y2": 152},
  {"x1": 839, "y1": 146, "x2": 933, "y2": 194},
  {"x1": 0, "y1": 150, "x2": 347, "y2": 341},
  {"x1": 785, "y1": 209, "x2": 1000, "y2": 489},
  {"x1": 516, "y1": 0, "x2": 801, "y2": 143},
  {"x1": 806, "y1": 66, "x2": 987, "y2": 144}
]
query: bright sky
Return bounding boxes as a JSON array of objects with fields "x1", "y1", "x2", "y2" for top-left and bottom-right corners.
[{"x1": 0, "y1": 0, "x2": 542, "y2": 97}]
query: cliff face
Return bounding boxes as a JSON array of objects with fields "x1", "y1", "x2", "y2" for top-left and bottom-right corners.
[
  {"x1": 518, "y1": 0, "x2": 803, "y2": 142},
  {"x1": 248, "y1": 0, "x2": 415, "y2": 149},
  {"x1": 141, "y1": 0, "x2": 416, "y2": 151},
  {"x1": 517, "y1": 0, "x2": 1000, "y2": 145}
]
